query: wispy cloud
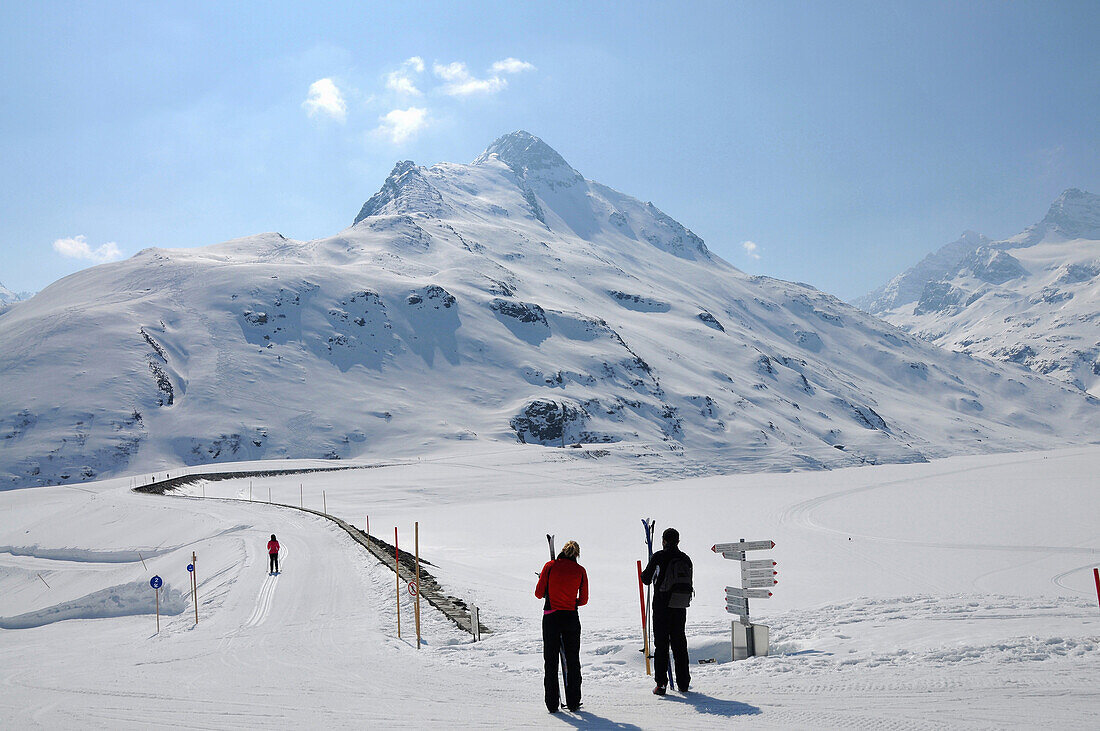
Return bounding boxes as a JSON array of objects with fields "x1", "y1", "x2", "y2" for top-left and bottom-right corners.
[
  {"x1": 386, "y1": 57, "x2": 426, "y2": 96},
  {"x1": 375, "y1": 107, "x2": 429, "y2": 144},
  {"x1": 433, "y1": 58, "x2": 534, "y2": 97},
  {"x1": 53, "y1": 235, "x2": 122, "y2": 263},
  {"x1": 742, "y1": 240, "x2": 761, "y2": 260},
  {"x1": 491, "y1": 58, "x2": 535, "y2": 75},
  {"x1": 302, "y1": 78, "x2": 347, "y2": 121}
]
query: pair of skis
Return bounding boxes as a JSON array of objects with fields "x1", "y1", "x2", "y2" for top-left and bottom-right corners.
[
  {"x1": 546, "y1": 534, "x2": 569, "y2": 700},
  {"x1": 641, "y1": 518, "x2": 674, "y2": 690}
]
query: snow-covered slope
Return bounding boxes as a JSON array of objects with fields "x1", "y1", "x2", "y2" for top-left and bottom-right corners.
[
  {"x1": 2, "y1": 447, "x2": 1098, "y2": 727},
  {"x1": 855, "y1": 189, "x2": 1100, "y2": 395},
  {"x1": 2, "y1": 133, "x2": 1099, "y2": 488}
]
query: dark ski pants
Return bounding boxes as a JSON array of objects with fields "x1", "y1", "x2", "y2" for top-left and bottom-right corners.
[
  {"x1": 269, "y1": 553, "x2": 278, "y2": 573},
  {"x1": 542, "y1": 609, "x2": 581, "y2": 711},
  {"x1": 652, "y1": 604, "x2": 690, "y2": 690}
]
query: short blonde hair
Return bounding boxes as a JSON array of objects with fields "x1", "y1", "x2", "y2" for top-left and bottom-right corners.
[{"x1": 561, "y1": 540, "x2": 580, "y2": 559}]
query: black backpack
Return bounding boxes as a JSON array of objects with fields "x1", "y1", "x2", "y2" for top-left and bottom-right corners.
[{"x1": 658, "y1": 551, "x2": 693, "y2": 608}]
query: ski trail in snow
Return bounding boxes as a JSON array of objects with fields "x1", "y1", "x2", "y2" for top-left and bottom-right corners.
[
  {"x1": 779, "y1": 451, "x2": 1100, "y2": 555},
  {"x1": 245, "y1": 545, "x2": 287, "y2": 629}
]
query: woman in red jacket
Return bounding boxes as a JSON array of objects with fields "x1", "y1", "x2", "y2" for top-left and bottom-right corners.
[
  {"x1": 267, "y1": 534, "x2": 280, "y2": 574},
  {"x1": 534, "y1": 540, "x2": 588, "y2": 713}
]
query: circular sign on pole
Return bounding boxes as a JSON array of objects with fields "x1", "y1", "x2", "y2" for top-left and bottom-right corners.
[
  {"x1": 150, "y1": 576, "x2": 163, "y2": 589},
  {"x1": 407, "y1": 580, "x2": 418, "y2": 597},
  {"x1": 187, "y1": 564, "x2": 194, "y2": 573}
]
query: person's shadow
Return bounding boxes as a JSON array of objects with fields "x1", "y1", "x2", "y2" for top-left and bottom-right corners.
[
  {"x1": 551, "y1": 694, "x2": 761, "y2": 727},
  {"x1": 553, "y1": 710, "x2": 642, "y2": 729},
  {"x1": 663, "y1": 691, "x2": 761, "y2": 717}
]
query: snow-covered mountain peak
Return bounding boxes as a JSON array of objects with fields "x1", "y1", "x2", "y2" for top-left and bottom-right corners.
[
  {"x1": 1012, "y1": 188, "x2": 1100, "y2": 246},
  {"x1": 353, "y1": 160, "x2": 447, "y2": 224},
  {"x1": 472, "y1": 130, "x2": 579, "y2": 181}
]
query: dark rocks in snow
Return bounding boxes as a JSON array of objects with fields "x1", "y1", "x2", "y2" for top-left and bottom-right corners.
[
  {"x1": 148, "y1": 363, "x2": 174, "y2": 406},
  {"x1": 962, "y1": 247, "x2": 1027, "y2": 284},
  {"x1": 915, "y1": 281, "x2": 966, "y2": 315},
  {"x1": 489, "y1": 298, "x2": 547, "y2": 325},
  {"x1": 510, "y1": 399, "x2": 586, "y2": 445},
  {"x1": 139, "y1": 328, "x2": 168, "y2": 362},
  {"x1": 1056, "y1": 262, "x2": 1100, "y2": 285},
  {"x1": 406, "y1": 285, "x2": 456, "y2": 309},
  {"x1": 697, "y1": 311, "x2": 725, "y2": 331},
  {"x1": 607, "y1": 291, "x2": 671, "y2": 313}
]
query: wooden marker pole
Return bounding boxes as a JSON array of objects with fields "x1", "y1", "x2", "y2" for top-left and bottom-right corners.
[
  {"x1": 300, "y1": 484, "x2": 303, "y2": 508},
  {"x1": 155, "y1": 584, "x2": 160, "y2": 633},
  {"x1": 415, "y1": 521, "x2": 422, "y2": 649},
  {"x1": 366, "y1": 516, "x2": 370, "y2": 540},
  {"x1": 192, "y1": 551, "x2": 199, "y2": 625},
  {"x1": 637, "y1": 560, "x2": 651, "y2": 676},
  {"x1": 249, "y1": 481, "x2": 252, "y2": 502},
  {"x1": 395, "y1": 527, "x2": 401, "y2": 638},
  {"x1": 1094, "y1": 568, "x2": 1100, "y2": 611},
  {"x1": 268, "y1": 487, "x2": 271, "y2": 504},
  {"x1": 323, "y1": 490, "x2": 327, "y2": 515}
]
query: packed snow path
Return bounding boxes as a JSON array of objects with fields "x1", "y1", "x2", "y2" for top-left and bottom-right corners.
[{"x1": 2, "y1": 445, "x2": 1099, "y2": 728}]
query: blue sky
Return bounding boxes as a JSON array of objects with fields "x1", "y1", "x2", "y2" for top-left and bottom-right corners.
[{"x1": 2, "y1": 1, "x2": 1098, "y2": 299}]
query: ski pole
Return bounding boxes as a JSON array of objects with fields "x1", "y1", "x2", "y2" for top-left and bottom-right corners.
[{"x1": 637, "y1": 560, "x2": 651, "y2": 676}]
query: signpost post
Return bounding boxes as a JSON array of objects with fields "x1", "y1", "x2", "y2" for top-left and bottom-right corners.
[
  {"x1": 713, "y1": 538, "x2": 777, "y2": 660},
  {"x1": 395, "y1": 527, "x2": 401, "y2": 639}
]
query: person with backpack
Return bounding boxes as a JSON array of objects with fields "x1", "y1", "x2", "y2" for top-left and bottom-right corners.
[
  {"x1": 534, "y1": 540, "x2": 588, "y2": 713},
  {"x1": 267, "y1": 534, "x2": 280, "y2": 574},
  {"x1": 641, "y1": 527, "x2": 692, "y2": 695}
]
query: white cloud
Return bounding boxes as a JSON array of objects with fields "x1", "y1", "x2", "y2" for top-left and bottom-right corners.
[
  {"x1": 53, "y1": 235, "x2": 122, "y2": 263},
  {"x1": 302, "y1": 78, "x2": 347, "y2": 121},
  {"x1": 446, "y1": 76, "x2": 507, "y2": 96},
  {"x1": 432, "y1": 60, "x2": 517, "y2": 96},
  {"x1": 491, "y1": 58, "x2": 535, "y2": 74},
  {"x1": 742, "y1": 240, "x2": 761, "y2": 260},
  {"x1": 386, "y1": 71, "x2": 422, "y2": 96},
  {"x1": 432, "y1": 61, "x2": 469, "y2": 82},
  {"x1": 375, "y1": 107, "x2": 429, "y2": 144},
  {"x1": 386, "y1": 57, "x2": 426, "y2": 96}
]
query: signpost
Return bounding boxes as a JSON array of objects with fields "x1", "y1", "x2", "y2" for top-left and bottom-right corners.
[
  {"x1": 713, "y1": 538, "x2": 777, "y2": 660},
  {"x1": 395, "y1": 527, "x2": 401, "y2": 639},
  {"x1": 150, "y1": 575, "x2": 163, "y2": 633}
]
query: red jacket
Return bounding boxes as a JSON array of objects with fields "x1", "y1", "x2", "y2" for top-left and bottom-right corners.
[
  {"x1": 268, "y1": 540, "x2": 279, "y2": 555},
  {"x1": 535, "y1": 558, "x2": 588, "y2": 612}
]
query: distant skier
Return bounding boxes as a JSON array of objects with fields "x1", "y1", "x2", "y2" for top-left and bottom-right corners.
[
  {"x1": 535, "y1": 540, "x2": 588, "y2": 713},
  {"x1": 641, "y1": 527, "x2": 692, "y2": 695},
  {"x1": 267, "y1": 534, "x2": 280, "y2": 574}
]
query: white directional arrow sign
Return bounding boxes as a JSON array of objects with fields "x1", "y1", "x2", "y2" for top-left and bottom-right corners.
[
  {"x1": 743, "y1": 559, "x2": 777, "y2": 570},
  {"x1": 719, "y1": 551, "x2": 745, "y2": 561},
  {"x1": 726, "y1": 586, "x2": 774, "y2": 599},
  {"x1": 725, "y1": 598, "x2": 749, "y2": 616},
  {"x1": 741, "y1": 568, "x2": 778, "y2": 578},
  {"x1": 742, "y1": 575, "x2": 778, "y2": 588},
  {"x1": 713, "y1": 540, "x2": 775, "y2": 553}
]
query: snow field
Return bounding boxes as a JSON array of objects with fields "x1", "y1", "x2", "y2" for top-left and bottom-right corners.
[{"x1": 2, "y1": 444, "x2": 1099, "y2": 728}]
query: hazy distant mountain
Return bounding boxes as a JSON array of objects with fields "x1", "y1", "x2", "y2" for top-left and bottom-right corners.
[
  {"x1": 855, "y1": 189, "x2": 1100, "y2": 395},
  {"x1": 0, "y1": 281, "x2": 32, "y2": 309},
  {"x1": 2, "y1": 133, "x2": 1098, "y2": 488}
]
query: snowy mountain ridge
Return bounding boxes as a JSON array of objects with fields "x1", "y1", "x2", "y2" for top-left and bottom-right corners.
[
  {"x1": 854, "y1": 189, "x2": 1100, "y2": 394},
  {"x1": 2, "y1": 132, "x2": 1099, "y2": 488}
]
